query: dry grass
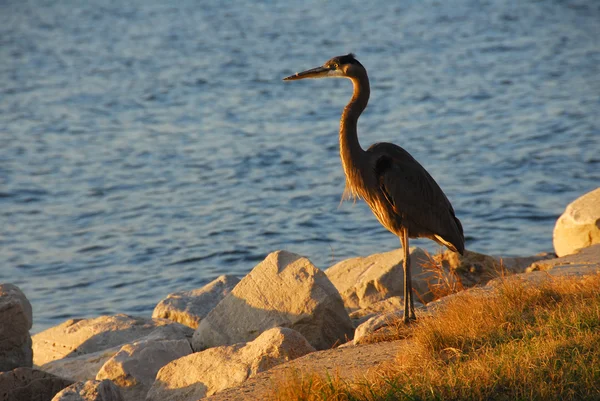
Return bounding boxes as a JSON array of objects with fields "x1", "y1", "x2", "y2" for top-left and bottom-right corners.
[
  {"x1": 270, "y1": 274, "x2": 600, "y2": 401},
  {"x1": 354, "y1": 251, "x2": 505, "y2": 345},
  {"x1": 416, "y1": 250, "x2": 466, "y2": 302}
]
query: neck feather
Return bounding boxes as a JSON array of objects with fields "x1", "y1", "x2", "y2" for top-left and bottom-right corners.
[{"x1": 339, "y1": 69, "x2": 370, "y2": 199}]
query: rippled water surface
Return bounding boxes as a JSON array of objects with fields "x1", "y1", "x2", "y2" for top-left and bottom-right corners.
[{"x1": 1, "y1": 0, "x2": 599, "y2": 332}]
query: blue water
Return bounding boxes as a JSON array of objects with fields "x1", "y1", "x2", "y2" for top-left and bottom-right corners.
[{"x1": 1, "y1": 0, "x2": 599, "y2": 333}]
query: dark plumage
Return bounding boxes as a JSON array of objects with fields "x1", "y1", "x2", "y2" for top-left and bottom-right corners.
[
  {"x1": 284, "y1": 54, "x2": 464, "y2": 322},
  {"x1": 368, "y1": 142, "x2": 464, "y2": 254},
  {"x1": 335, "y1": 53, "x2": 361, "y2": 65}
]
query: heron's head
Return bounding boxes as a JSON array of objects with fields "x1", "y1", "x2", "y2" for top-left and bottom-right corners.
[{"x1": 283, "y1": 54, "x2": 364, "y2": 81}]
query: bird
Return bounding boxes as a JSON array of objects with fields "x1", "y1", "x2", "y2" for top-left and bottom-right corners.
[{"x1": 283, "y1": 54, "x2": 464, "y2": 323}]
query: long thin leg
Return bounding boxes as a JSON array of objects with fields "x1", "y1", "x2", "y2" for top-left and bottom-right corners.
[
  {"x1": 406, "y1": 250, "x2": 416, "y2": 320},
  {"x1": 400, "y1": 228, "x2": 416, "y2": 323}
]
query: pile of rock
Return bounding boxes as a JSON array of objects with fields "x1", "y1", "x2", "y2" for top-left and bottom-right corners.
[
  {"x1": 0, "y1": 188, "x2": 596, "y2": 401},
  {"x1": 2, "y1": 251, "x2": 354, "y2": 401}
]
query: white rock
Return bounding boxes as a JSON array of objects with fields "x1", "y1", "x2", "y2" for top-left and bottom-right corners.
[
  {"x1": 96, "y1": 339, "x2": 192, "y2": 401},
  {"x1": 39, "y1": 321, "x2": 193, "y2": 382},
  {"x1": 192, "y1": 251, "x2": 353, "y2": 351},
  {"x1": 0, "y1": 283, "x2": 33, "y2": 371},
  {"x1": 51, "y1": 379, "x2": 124, "y2": 401},
  {"x1": 325, "y1": 247, "x2": 433, "y2": 309},
  {"x1": 41, "y1": 346, "x2": 122, "y2": 383},
  {"x1": 147, "y1": 327, "x2": 315, "y2": 400},
  {"x1": 152, "y1": 275, "x2": 240, "y2": 329},
  {"x1": 32, "y1": 314, "x2": 193, "y2": 366},
  {"x1": 553, "y1": 188, "x2": 600, "y2": 257}
]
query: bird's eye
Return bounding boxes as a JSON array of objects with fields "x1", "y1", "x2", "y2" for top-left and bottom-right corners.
[{"x1": 332, "y1": 63, "x2": 339, "y2": 69}]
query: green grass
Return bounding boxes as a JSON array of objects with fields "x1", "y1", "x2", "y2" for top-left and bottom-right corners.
[{"x1": 270, "y1": 274, "x2": 600, "y2": 401}]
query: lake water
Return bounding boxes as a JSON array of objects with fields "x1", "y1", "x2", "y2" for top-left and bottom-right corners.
[{"x1": 1, "y1": 0, "x2": 599, "y2": 333}]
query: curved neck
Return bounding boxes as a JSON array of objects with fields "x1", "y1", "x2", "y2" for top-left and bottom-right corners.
[{"x1": 339, "y1": 69, "x2": 370, "y2": 190}]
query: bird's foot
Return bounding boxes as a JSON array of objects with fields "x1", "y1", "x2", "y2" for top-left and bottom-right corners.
[{"x1": 402, "y1": 313, "x2": 417, "y2": 325}]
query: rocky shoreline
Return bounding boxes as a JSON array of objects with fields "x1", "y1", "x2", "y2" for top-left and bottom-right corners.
[{"x1": 1, "y1": 188, "x2": 599, "y2": 401}]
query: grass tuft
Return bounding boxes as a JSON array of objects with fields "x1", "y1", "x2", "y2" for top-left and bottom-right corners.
[{"x1": 417, "y1": 251, "x2": 465, "y2": 302}]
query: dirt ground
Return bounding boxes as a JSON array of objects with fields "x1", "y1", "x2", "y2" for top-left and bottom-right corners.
[{"x1": 207, "y1": 339, "x2": 406, "y2": 400}]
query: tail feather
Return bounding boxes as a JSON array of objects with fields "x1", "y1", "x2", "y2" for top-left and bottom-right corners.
[{"x1": 434, "y1": 216, "x2": 465, "y2": 255}]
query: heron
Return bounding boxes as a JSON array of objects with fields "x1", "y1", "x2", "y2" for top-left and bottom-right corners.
[{"x1": 283, "y1": 54, "x2": 464, "y2": 323}]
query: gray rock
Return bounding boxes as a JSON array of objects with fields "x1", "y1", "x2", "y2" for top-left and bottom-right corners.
[
  {"x1": 0, "y1": 283, "x2": 33, "y2": 371},
  {"x1": 497, "y1": 253, "x2": 556, "y2": 273},
  {"x1": 96, "y1": 339, "x2": 192, "y2": 401},
  {"x1": 192, "y1": 251, "x2": 353, "y2": 351},
  {"x1": 553, "y1": 187, "x2": 600, "y2": 257},
  {"x1": 32, "y1": 314, "x2": 192, "y2": 367},
  {"x1": 51, "y1": 379, "x2": 124, "y2": 401},
  {"x1": 0, "y1": 367, "x2": 73, "y2": 401},
  {"x1": 152, "y1": 275, "x2": 240, "y2": 329},
  {"x1": 147, "y1": 327, "x2": 315, "y2": 400},
  {"x1": 0, "y1": 284, "x2": 32, "y2": 329}
]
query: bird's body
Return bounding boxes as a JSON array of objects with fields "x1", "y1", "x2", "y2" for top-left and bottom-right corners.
[
  {"x1": 358, "y1": 142, "x2": 464, "y2": 253},
  {"x1": 284, "y1": 54, "x2": 464, "y2": 322}
]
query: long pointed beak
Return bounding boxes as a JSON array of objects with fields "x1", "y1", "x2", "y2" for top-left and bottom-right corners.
[{"x1": 283, "y1": 66, "x2": 331, "y2": 81}]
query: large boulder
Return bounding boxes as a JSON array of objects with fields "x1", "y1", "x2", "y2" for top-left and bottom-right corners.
[
  {"x1": 96, "y1": 339, "x2": 192, "y2": 401},
  {"x1": 325, "y1": 247, "x2": 433, "y2": 308},
  {"x1": 0, "y1": 367, "x2": 73, "y2": 401},
  {"x1": 32, "y1": 314, "x2": 193, "y2": 366},
  {"x1": 0, "y1": 284, "x2": 33, "y2": 371},
  {"x1": 553, "y1": 188, "x2": 600, "y2": 257},
  {"x1": 147, "y1": 327, "x2": 315, "y2": 401},
  {"x1": 192, "y1": 251, "x2": 353, "y2": 351},
  {"x1": 40, "y1": 324, "x2": 193, "y2": 382},
  {"x1": 152, "y1": 275, "x2": 240, "y2": 329},
  {"x1": 51, "y1": 379, "x2": 124, "y2": 401}
]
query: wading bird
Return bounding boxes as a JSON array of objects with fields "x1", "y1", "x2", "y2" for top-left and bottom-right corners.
[{"x1": 283, "y1": 54, "x2": 464, "y2": 322}]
